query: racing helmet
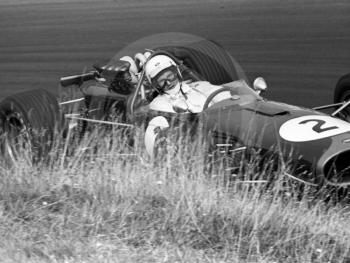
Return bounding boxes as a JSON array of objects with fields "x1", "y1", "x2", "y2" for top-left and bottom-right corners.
[{"x1": 144, "y1": 55, "x2": 180, "y2": 91}]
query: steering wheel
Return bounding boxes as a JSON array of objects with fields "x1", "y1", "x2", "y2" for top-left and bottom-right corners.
[{"x1": 202, "y1": 86, "x2": 234, "y2": 110}]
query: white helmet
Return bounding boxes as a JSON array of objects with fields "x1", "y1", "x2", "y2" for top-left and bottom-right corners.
[{"x1": 144, "y1": 55, "x2": 177, "y2": 85}]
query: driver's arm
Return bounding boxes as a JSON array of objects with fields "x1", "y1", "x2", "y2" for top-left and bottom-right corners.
[{"x1": 149, "y1": 96, "x2": 176, "y2": 113}]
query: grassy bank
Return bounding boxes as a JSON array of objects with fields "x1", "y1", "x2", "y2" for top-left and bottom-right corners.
[{"x1": 0, "y1": 128, "x2": 350, "y2": 262}]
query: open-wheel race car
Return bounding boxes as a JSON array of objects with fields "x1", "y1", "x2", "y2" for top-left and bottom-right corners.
[{"x1": 1, "y1": 37, "x2": 350, "y2": 192}]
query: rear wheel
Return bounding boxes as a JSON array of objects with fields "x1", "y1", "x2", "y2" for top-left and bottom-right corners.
[
  {"x1": 0, "y1": 89, "x2": 61, "y2": 165},
  {"x1": 162, "y1": 39, "x2": 247, "y2": 85}
]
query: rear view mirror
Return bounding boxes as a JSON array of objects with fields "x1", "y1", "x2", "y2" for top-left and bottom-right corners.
[
  {"x1": 253, "y1": 77, "x2": 267, "y2": 94},
  {"x1": 60, "y1": 72, "x2": 97, "y2": 87}
]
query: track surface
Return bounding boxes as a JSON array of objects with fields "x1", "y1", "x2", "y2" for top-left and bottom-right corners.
[{"x1": 0, "y1": 0, "x2": 349, "y2": 107}]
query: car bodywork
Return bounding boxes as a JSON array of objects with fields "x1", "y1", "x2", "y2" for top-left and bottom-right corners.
[
  {"x1": 2, "y1": 39, "x2": 350, "y2": 189},
  {"x1": 132, "y1": 79, "x2": 350, "y2": 188}
]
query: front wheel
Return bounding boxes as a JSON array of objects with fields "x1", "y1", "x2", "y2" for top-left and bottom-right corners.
[
  {"x1": 0, "y1": 89, "x2": 62, "y2": 165},
  {"x1": 334, "y1": 74, "x2": 350, "y2": 103},
  {"x1": 333, "y1": 74, "x2": 350, "y2": 121}
]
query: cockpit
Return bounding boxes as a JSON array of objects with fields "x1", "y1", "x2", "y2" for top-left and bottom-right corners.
[{"x1": 79, "y1": 39, "x2": 263, "y2": 121}]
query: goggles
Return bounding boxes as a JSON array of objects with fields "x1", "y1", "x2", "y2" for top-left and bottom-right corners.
[{"x1": 155, "y1": 70, "x2": 178, "y2": 90}]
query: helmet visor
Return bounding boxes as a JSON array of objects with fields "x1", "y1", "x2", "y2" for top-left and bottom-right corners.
[{"x1": 154, "y1": 68, "x2": 179, "y2": 91}]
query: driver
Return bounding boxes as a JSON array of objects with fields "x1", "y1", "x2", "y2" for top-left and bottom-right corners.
[{"x1": 144, "y1": 55, "x2": 230, "y2": 113}]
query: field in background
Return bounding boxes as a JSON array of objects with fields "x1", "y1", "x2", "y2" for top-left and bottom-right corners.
[{"x1": 0, "y1": 0, "x2": 349, "y2": 107}]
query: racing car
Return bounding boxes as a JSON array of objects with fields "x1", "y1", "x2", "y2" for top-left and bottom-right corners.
[{"x1": 1, "y1": 39, "x2": 350, "y2": 190}]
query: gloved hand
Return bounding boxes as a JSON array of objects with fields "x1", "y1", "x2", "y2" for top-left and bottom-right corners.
[{"x1": 172, "y1": 98, "x2": 189, "y2": 113}]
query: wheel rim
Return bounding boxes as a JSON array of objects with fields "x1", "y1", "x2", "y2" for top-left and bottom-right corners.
[{"x1": 1, "y1": 113, "x2": 32, "y2": 165}]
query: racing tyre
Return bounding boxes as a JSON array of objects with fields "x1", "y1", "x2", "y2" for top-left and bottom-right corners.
[
  {"x1": 333, "y1": 74, "x2": 350, "y2": 121},
  {"x1": 0, "y1": 89, "x2": 61, "y2": 165},
  {"x1": 334, "y1": 74, "x2": 350, "y2": 103}
]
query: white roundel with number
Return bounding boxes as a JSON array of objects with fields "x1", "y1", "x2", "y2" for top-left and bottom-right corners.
[{"x1": 279, "y1": 115, "x2": 350, "y2": 142}]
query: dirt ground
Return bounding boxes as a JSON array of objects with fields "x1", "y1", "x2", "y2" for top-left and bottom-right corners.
[{"x1": 0, "y1": 0, "x2": 349, "y2": 107}]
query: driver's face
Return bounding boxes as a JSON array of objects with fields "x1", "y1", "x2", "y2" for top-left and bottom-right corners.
[{"x1": 156, "y1": 69, "x2": 179, "y2": 91}]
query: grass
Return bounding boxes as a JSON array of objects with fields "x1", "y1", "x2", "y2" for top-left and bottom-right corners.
[{"x1": 0, "y1": 126, "x2": 350, "y2": 263}]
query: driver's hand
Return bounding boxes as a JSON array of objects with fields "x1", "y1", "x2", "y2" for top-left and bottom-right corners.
[{"x1": 172, "y1": 99, "x2": 189, "y2": 113}]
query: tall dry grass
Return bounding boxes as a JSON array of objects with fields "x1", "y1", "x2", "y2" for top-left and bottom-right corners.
[{"x1": 0, "y1": 125, "x2": 349, "y2": 263}]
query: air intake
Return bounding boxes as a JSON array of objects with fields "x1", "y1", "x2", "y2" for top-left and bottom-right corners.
[{"x1": 324, "y1": 150, "x2": 350, "y2": 186}]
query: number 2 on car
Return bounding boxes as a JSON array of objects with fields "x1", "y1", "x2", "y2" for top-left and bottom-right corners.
[{"x1": 279, "y1": 115, "x2": 350, "y2": 142}]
